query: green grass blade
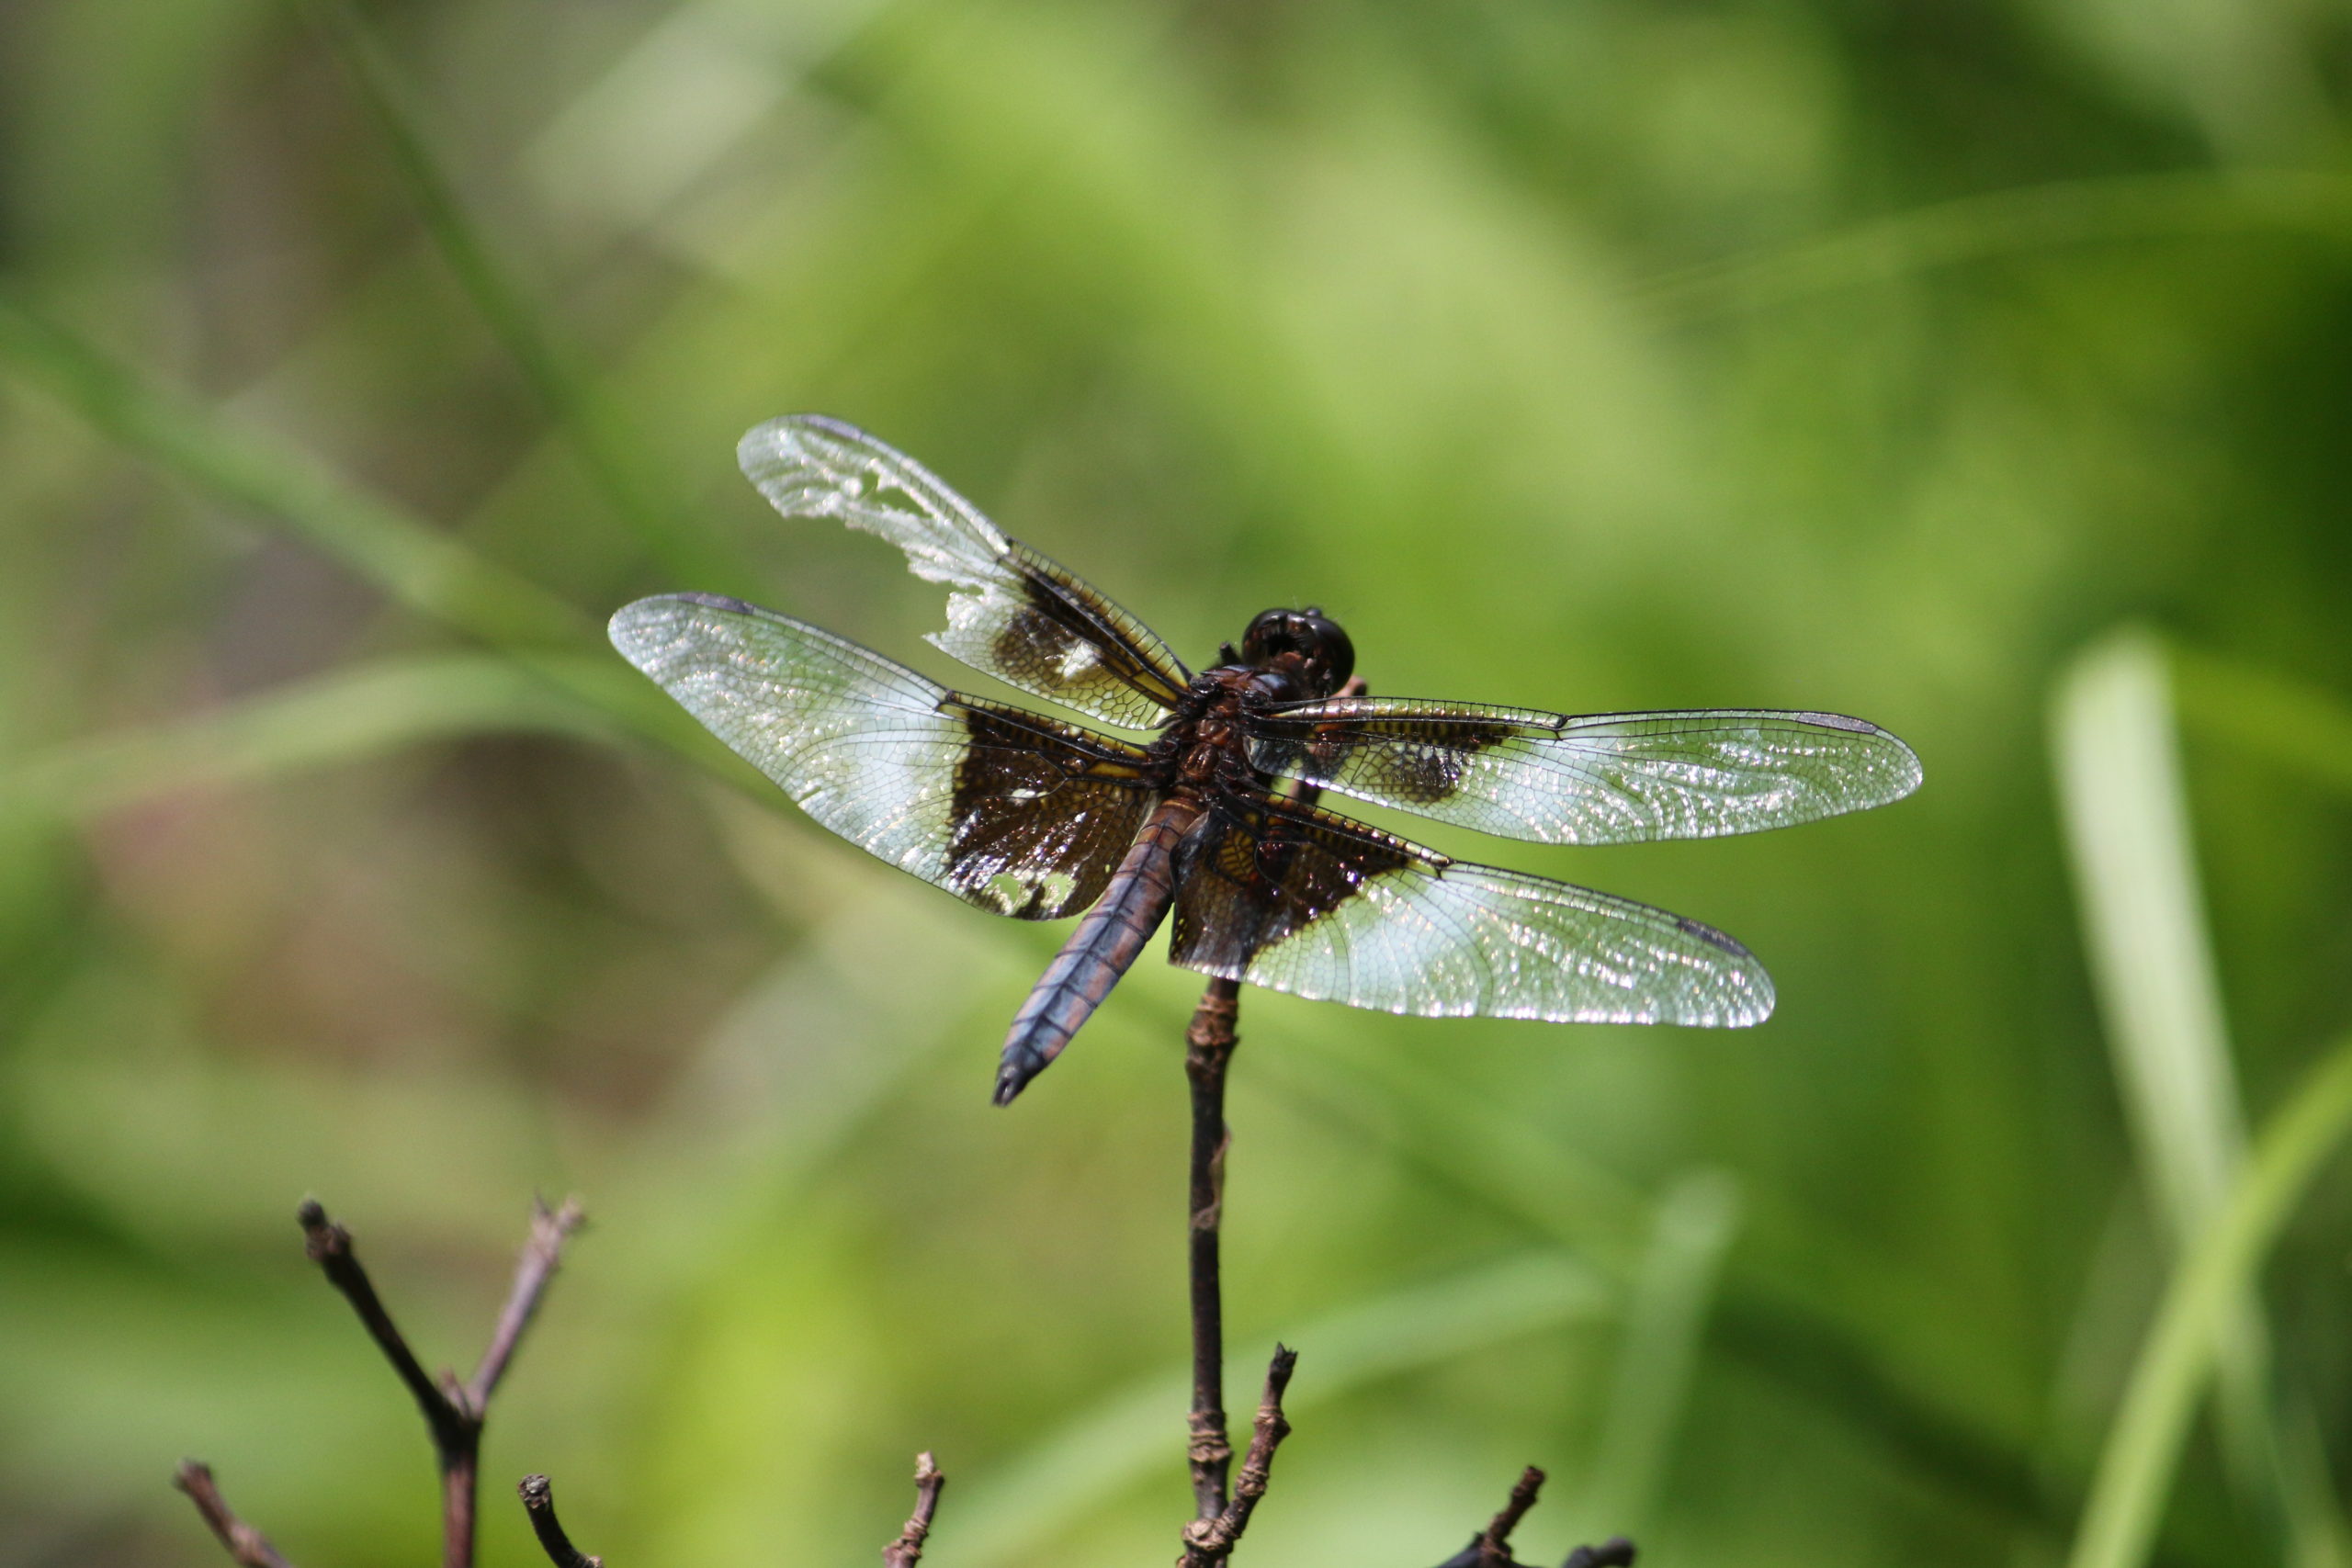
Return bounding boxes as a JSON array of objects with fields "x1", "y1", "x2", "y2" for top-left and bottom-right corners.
[
  {"x1": 2052, "y1": 629, "x2": 2247, "y2": 1246},
  {"x1": 2067, "y1": 1032, "x2": 2352, "y2": 1568},
  {"x1": 0, "y1": 292, "x2": 744, "y2": 782},
  {"x1": 2052, "y1": 629, "x2": 2290, "y2": 1514},
  {"x1": 2054, "y1": 626, "x2": 2348, "y2": 1561},
  {"x1": 303, "y1": 0, "x2": 746, "y2": 591},
  {"x1": 1573, "y1": 1169, "x2": 1742, "y2": 1540},
  {"x1": 0, "y1": 653, "x2": 620, "y2": 822},
  {"x1": 945, "y1": 1252, "x2": 1611, "y2": 1568},
  {"x1": 0, "y1": 292, "x2": 582, "y2": 648},
  {"x1": 1636, "y1": 170, "x2": 2352, "y2": 321}
]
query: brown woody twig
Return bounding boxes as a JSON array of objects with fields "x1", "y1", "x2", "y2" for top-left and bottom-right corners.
[
  {"x1": 177, "y1": 645, "x2": 1584, "y2": 1568},
  {"x1": 1180, "y1": 670, "x2": 1365, "y2": 1536},
  {"x1": 881, "y1": 1452, "x2": 948, "y2": 1568},
  {"x1": 521, "y1": 1445, "x2": 948, "y2": 1566},
  {"x1": 1430, "y1": 1468, "x2": 1637, "y2": 1568},
  {"x1": 1184, "y1": 976, "x2": 1242, "y2": 1518},
  {"x1": 174, "y1": 1461, "x2": 295, "y2": 1568},
  {"x1": 1178, "y1": 1346, "x2": 1299, "y2": 1566},
  {"x1": 518, "y1": 1474, "x2": 603, "y2": 1568},
  {"x1": 176, "y1": 1197, "x2": 584, "y2": 1568},
  {"x1": 1478, "y1": 1467, "x2": 1547, "y2": 1566}
]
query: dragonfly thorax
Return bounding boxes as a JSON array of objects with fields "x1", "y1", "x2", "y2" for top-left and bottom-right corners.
[{"x1": 1156, "y1": 666, "x2": 1265, "y2": 790}]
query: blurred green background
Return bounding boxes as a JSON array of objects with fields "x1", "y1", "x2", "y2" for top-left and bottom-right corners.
[{"x1": 5, "y1": 1, "x2": 2352, "y2": 1565}]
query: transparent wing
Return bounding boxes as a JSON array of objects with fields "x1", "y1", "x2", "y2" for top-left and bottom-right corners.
[
  {"x1": 1169, "y1": 793, "x2": 1772, "y2": 1025},
  {"x1": 1248, "y1": 700, "x2": 1921, "y2": 844},
  {"x1": 611, "y1": 592, "x2": 1157, "y2": 919},
  {"x1": 738, "y1": 415, "x2": 1192, "y2": 729}
]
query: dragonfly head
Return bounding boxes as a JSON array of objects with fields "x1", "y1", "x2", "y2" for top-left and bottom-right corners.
[{"x1": 1241, "y1": 606, "x2": 1355, "y2": 697}]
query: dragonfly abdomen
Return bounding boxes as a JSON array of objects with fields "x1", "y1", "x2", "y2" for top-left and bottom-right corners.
[{"x1": 993, "y1": 795, "x2": 1205, "y2": 1104}]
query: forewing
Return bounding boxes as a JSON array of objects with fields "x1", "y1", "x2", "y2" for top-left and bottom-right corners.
[
  {"x1": 1249, "y1": 700, "x2": 1921, "y2": 844},
  {"x1": 611, "y1": 592, "x2": 1157, "y2": 919},
  {"x1": 1169, "y1": 794, "x2": 1772, "y2": 1025},
  {"x1": 738, "y1": 415, "x2": 1191, "y2": 729}
]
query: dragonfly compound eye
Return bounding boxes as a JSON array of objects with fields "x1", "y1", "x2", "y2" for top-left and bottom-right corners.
[{"x1": 1242, "y1": 609, "x2": 1355, "y2": 694}]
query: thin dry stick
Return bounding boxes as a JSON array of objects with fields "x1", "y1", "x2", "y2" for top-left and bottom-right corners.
[
  {"x1": 300, "y1": 1195, "x2": 584, "y2": 1568},
  {"x1": 518, "y1": 1474, "x2": 604, "y2": 1568},
  {"x1": 174, "y1": 1461, "x2": 296, "y2": 1568},
  {"x1": 178, "y1": 1198, "x2": 583, "y2": 1568},
  {"x1": 1477, "y1": 1467, "x2": 1547, "y2": 1567},
  {"x1": 1184, "y1": 976, "x2": 1242, "y2": 1518},
  {"x1": 1179, "y1": 1346, "x2": 1300, "y2": 1566},
  {"x1": 298, "y1": 1200, "x2": 471, "y2": 1454},
  {"x1": 881, "y1": 1452, "x2": 948, "y2": 1568},
  {"x1": 469, "y1": 1199, "x2": 584, "y2": 1408},
  {"x1": 1431, "y1": 1469, "x2": 1636, "y2": 1568},
  {"x1": 1177, "y1": 671, "x2": 1371, "y2": 1521}
]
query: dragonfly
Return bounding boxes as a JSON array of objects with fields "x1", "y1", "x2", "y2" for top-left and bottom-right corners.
[{"x1": 611, "y1": 416, "x2": 1922, "y2": 1104}]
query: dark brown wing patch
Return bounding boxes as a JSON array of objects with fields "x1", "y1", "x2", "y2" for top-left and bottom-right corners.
[
  {"x1": 944, "y1": 698, "x2": 1157, "y2": 919},
  {"x1": 1168, "y1": 789, "x2": 1775, "y2": 1025},
  {"x1": 1249, "y1": 698, "x2": 1923, "y2": 845},
  {"x1": 739, "y1": 416, "x2": 1192, "y2": 729},
  {"x1": 1250, "y1": 707, "x2": 1532, "y2": 804},
  {"x1": 947, "y1": 542, "x2": 1193, "y2": 730},
  {"x1": 608, "y1": 594, "x2": 1156, "y2": 922},
  {"x1": 1169, "y1": 793, "x2": 1420, "y2": 976}
]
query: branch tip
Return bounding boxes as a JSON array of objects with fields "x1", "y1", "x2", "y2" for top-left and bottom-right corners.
[
  {"x1": 1433, "y1": 1471, "x2": 1634, "y2": 1568},
  {"x1": 883, "y1": 1451, "x2": 947, "y2": 1567},
  {"x1": 533, "y1": 1193, "x2": 587, "y2": 1240},
  {"x1": 175, "y1": 1460, "x2": 296, "y2": 1568},
  {"x1": 1476, "y1": 1464, "x2": 1546, "y2": 1565},
  {"x1": 296, "y1": 1199, "x2": 347, "y2": 1263},
  {"x1": 266, "y1": 1198, "x2": 585, "y2": 1568},
  {"x1": 471, "y1": 1193, "x2": 586, "y2": 1406},
  {"x1": 516, "y1": 1473, "x2": 602, "y2": 1568},
  {"x1": 1179, "y1": 1343, "x2": 1302, "y2": 1566}
]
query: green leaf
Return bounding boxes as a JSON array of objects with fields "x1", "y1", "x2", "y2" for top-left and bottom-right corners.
[
  {"x1": 2051, "y1": 626, "x2": 2337, "y2": 1553},
  {"x1": 2, "y1": 653, "x2": 622, "y2": 822},
  {"x1": 0, "y1": 293, "x2": 752, "y2": 786},
  {"x1": 2067, "y1": 1032, "x2": 2352, "y2": 1568},
  {"x1": 1636, "y1": 170, "x2": 2352, "y2": 321}
]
